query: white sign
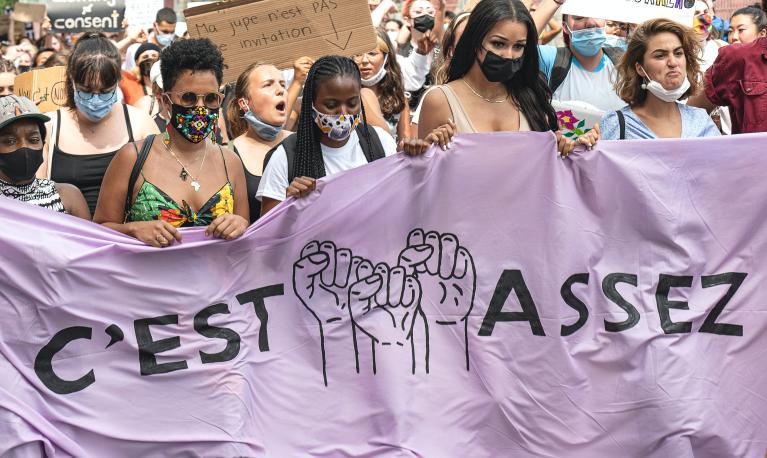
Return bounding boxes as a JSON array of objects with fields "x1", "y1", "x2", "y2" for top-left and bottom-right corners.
[
  {"x1": 561, "y1": 0, "x2": 696, "y2": 26},
  {"x1": 125, "y1": 0, "x2": 164, "y2": 30}
]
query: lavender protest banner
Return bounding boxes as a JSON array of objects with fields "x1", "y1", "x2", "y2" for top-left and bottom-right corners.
[{"x1": 1, "y1": 132, "x2": 766, "y2": 457}]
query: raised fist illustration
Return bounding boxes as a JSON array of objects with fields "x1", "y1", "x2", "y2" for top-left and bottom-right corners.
[
  {"x1": 348, "y1": 263, "x2": 423, "y2": 374},
  {"x1": 397, "y1": 229, "x2": 476, "y2": 370},
  {"x1": 293, "y1": 240, "x2": 374, "y2": 385}
]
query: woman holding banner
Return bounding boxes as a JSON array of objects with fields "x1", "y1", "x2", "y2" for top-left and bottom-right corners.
[
  {"x1": 600, "y1": 19, "x2": 720, "y2": 140},
  {"x1": 227, "y1": 62, "x2": 292, "y2": 223},
  {"x1": 94, "y1": 38, "x2": 249, "y2": 248},
  {"x1": 37, "y1": 33, "x2": 159, "y2": 215},
  {"x1": 417, "y1": 0, "x2": 598, "y2": 156},
  {"x1": 256, "y1": 55, "x2": 451, "y2": 216}
]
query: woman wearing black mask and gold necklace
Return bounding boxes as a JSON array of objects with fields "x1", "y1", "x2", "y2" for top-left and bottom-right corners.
[
  {"x1": 0, "y1": 95, "x2": 89, "y2": 219},
  {"x1": 417, "y1": 0, "x2": 600, "y2": 157},
  {"x1": 94, "y1": 39, "x2": 249, "y2": 249}
]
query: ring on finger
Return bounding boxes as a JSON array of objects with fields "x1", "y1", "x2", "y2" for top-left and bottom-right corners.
[{"x1": 156, "y1": 234, "x2": 167, "y2": 245}]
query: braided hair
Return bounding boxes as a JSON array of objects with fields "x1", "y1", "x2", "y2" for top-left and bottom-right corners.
[{"x1": 294, "y1": 55, "x2": 374, "y2": 179}]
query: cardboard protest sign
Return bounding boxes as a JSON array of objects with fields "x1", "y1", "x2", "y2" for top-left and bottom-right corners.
[
  {"x1": 47, "y1": 0, "x2": 126, "y2": 33},
  {"x1": 0, "y1": 15, "x2": 28, "y2": 36},
  {"x1": 184, "y1": 0, "x2": 378, "y2": 83},
  {"x1": 561, "y1": 0, "x2": 696, "y2": 26},
  {"x1": 12, "y1": 3, "x2": 47, "y2": 23},
  {"x1": 14, "y1": 67, "x2": 68, "y2": 113},
  {"x1": 124, "y1": 0, "x2": 163, "y2": 31}
]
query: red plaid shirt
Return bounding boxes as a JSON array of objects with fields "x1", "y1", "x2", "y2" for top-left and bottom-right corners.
[{"x1": 705, "y1": 37, "x2": 767, "y2": 134}]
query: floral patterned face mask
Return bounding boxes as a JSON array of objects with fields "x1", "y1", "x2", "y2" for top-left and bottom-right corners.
[
  {"x1": 312, "y1": 105, "x2": 361, "y2": 141},
  {"x1": 169, "y1": 103, "x2": 219, "y2": 143}
]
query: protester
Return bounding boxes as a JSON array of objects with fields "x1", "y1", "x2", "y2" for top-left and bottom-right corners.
[
  {"x1": 135, "y1": 60, "x2": 165, "y2": 130},
  {"x1": 257, "y1": 55, "x2": 446, "y2": 216},
  {"x1": 14, "y1": 51, "x2": 32, "y2": 73},
  {"x1": 42, "y1": 51, "x2": 69, "y2": 68},
  {"x1": 39, "y1": 33, "x2": 159, "y2": 215},
  {"x1": 412, "y1": 11, "x2": 470, "y2": 131},
  {"x1": 122, "y1": 8, "x2": 177, "y2": 72},
  {"x1": 34, "y1": 48, "x2": 56, "y2": 68},
  {"x1": 728, "y1": 5, "x2": 767, "y2": 44},
  {"x1": 354, "y1": 30, "x2": 411, "y2": 140},
  {"x1": 688, "y1": 30, "x2": 767, "y2": 133},
  {"x1": 36, "y1": 34, "x2": 63, "y2": 53},
  {"x1": 418, "y1": 0, "x2": 599, "y2": 156},
  {"x1": 94, "y1": 38, "x2": 249, "y2": 247},
  {"x1": 532, "y1": 0, "x2": 626, "y2": 112},
  {"x1": 120, "y1": 43, "x2": 161, "y2": 106},
  {"x1": 694, "y1": 0, "x2": 728, "y2": 71},
  {"x1": 526, "y1": 0, "x2": 563, "y2": 45},
  {"x1": 0, "y1": 59, "x2": 15, "y2": 97},
  {"x1": 384, "y1": 18, "x2": 405, "y2": 51},
  {"x1": 0, "y1": 95, "x2": 89, "y2": 219},
  {"x1": 398, "y1": 0, "x2": 441, "y2": 108},
  {"x1": 600, "y1": 19, "x2": 719, "y2": 140},
  {"x1": 228, "y1": 63, "x2": 291, "y2": 223},
  {"x1": 605, "y1": 20, "x2": 630, "y2": 49}
]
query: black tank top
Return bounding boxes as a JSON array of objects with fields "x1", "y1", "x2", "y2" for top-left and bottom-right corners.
[
  {"x1": 50, "y1": 105, "x2": 134, "y2": 214},
  {"x1": 232, "y1": 144, "x2": 261, "y2": 224}
]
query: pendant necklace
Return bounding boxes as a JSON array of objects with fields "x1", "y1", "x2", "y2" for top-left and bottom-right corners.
[
  {"x1": 461, "y1": 79, "x2": 509, "y2": 103},
  {"x1": 163, "y1": 140, "x2": 207, "y2": 192}
]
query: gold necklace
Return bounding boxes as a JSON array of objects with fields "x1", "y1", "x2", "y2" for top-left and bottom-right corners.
[
  {"x1": 163, "y1": 141, "x2": 208, "y2": 192},
  {"x1": 461, "y1": 79, "x2": 509, "y2": 103}
]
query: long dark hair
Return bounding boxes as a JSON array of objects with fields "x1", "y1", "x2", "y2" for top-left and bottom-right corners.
[
  {"x1": 447, "y1": 0, "x2": 557, "y2": 132},
  {"x1": 294, "y1": 55, "x2": 373, "y2": 179},
  {"x1": 374, "y1": 29, "x2": 407, "y2": 116},
  {"x1": 732, "y1": 5, "x2": 767, "y2": 33}
]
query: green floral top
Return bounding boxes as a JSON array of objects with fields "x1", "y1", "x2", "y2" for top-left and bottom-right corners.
[{"x1": 127, "y1": 179, "x2": 234, "y2": 227}]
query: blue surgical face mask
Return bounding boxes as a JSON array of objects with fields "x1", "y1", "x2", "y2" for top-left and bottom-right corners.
[
  {"x1": 568, "y1": 25, "x2": 607, "y2": 57},
  {"x1": 604, "y1": 34, "x2": 627, "y2": 50},
  {"x1": 74, "y1": 88, "x2": 117, "y2": 121},
  {"x1": 156, "y1": 32, "x2": 174, "y2": 48},
  {"x1": 243, "y1": 110, "x2": 283, "y2": 141}
]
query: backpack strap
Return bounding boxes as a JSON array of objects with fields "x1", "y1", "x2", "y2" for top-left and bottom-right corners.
[
  {"x1": 124, "y1": 134, "x2": 155, "y2": 220},
  {"x1": 262, "y1": 133, "x2": 299, "y2": 183},
  {"x1": 616, "y1": 111, "x2": 626, "y2": 140},
  {"x1": 549, "y1": 47, "x2": 572, "y2": 94},
  {"x1": 356, "y1": 124, "x2": 386, "y2": 162}
]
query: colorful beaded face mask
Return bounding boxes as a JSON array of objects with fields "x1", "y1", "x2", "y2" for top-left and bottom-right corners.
[
  {"x1": 169, "y1": 103, "x2": 219, "y2": 143},
  {"x1": 312, "y1": 106, "x2": 361, "y2": 141}
]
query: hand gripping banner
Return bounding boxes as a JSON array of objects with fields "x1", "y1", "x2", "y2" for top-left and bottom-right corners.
[{"x1": 1, "y1": 132, "x2": 766, "y2": 457}]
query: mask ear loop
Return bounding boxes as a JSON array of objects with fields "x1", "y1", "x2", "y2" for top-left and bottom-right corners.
[{"x1": 638, "y1": 65, "x2": 649, "y2": 90}]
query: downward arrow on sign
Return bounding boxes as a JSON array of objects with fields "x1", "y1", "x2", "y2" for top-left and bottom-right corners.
[{"x1": 324, "y1": 14, "x2": 353, "y2": 51}]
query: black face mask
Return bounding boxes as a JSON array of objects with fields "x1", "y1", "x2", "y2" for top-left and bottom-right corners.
[
  {"x1": 413, "y1": 15, "x2": 435, "y2": 33},
  {"x1": 139, "y1": 59, "x2": 155, "y2": 77},
  {"x1": 17, "y1": 65, "x2": 31, "y2": 74},
  {"x1": 478, "y1": 49, "x2": 524, "y2": 83},
  {"x1": 0, "y1": 147, "x2": 43, "y2": 183}
]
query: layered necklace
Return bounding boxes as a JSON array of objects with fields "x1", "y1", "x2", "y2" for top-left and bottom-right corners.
[
  {"x1": 163, "y1": 140, "x2": 208, "y2": 192},
  {"x1": 461, "y1": 79, "x2": 509, "y2": 103}
]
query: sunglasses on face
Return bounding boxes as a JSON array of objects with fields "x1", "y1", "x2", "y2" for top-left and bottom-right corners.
[{"x1": 165, "y1": 91, "x2": 224, "y2": 109}]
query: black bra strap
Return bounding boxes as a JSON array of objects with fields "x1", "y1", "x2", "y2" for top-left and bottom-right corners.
[
  {"x1": 123, "y1": 104, "x2": 135, "y2": 143},
  {"x1": 55, "y1": 110, "x2": 61, "y2": 146},
  {"x1": 616, "y1": 110, "x2": 626, "y2": 140}
]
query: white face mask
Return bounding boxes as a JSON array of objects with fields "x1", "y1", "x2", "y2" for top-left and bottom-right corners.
[
  {"x1": 361, "y1": 54, "x2": 388, "y2": 87},
  {"x1": 640, "y1": 66, "x2": 691, "y2": 103},
  {"x1": 386, "y1": 31, "x2": 399, "y2": 44}
]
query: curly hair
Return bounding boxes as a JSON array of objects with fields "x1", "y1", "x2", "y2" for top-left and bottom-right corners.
[
  {"x1": 160, "y1": 38, "x2": 223, "y2": 93},
  {"x1": 65, "y1": 32, "x2": 120, "y2": 110},
  {"x1": 614, "y1": 18, "x2": 702, "y2": 106},
  {"x1": 371, "y1": 30, "x2": 407, "y2": 116}
]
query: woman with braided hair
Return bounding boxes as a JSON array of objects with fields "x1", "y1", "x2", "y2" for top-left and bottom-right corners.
[{"x1": 257, "y1": 55, "x2": 452, "y2": 216}]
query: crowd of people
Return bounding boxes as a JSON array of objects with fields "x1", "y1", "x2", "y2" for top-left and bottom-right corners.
[{"x1": 0, "y1": 0, "x2": 765, "y2": 248}]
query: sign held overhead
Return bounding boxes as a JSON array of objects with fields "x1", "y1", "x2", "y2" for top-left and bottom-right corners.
[
  {"x1": 561, "y1": 0, "x2": 696, "y2": 26},
  {"x1": 184, "y1": 0, "x2": 378, "y2": 83}
]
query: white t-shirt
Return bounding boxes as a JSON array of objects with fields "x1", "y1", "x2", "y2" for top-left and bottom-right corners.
[
  {"x1": 538, "y1": 45, "x2": 625, "y2": 112},
  {"x1": 256, "y1": 126, "x2": 397, "y2": 202}
]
